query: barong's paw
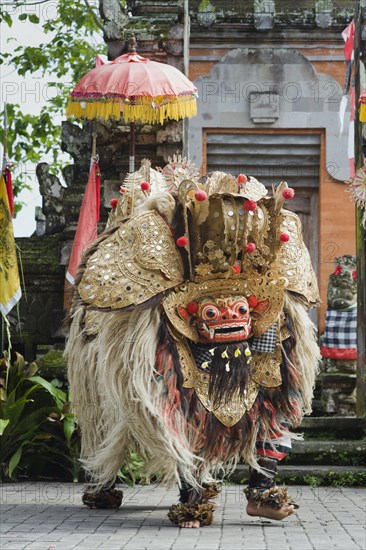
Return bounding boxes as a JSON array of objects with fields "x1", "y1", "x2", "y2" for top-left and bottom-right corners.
[
  {"x1": 168, "y1": 502, "x2": 215, "y2": 527},
  {"x1": 202, "y1": 481, "x2": 222, "y2": 501},
  {"x1": 244, "y1": 485, "x2": 298, "y2": 509},
  {"x1": 82, "y1": 488, "x2": 123, "y2": 509},
  {"x1": 244, "y1": 486, "x2": 298, "y2": 521}
]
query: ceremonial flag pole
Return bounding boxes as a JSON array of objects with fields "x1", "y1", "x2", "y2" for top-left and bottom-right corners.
[{"x1": 353, "y1": 0, "x2": 366, "y2": 416}]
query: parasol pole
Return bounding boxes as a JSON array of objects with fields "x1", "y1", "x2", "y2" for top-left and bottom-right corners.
[
  {"x1": 127, "y1": 34, "x2": 137, "y2": 173},
  {"x1": 129, "y1": 121, "x2": 135, "y2": 172},
  {"x1": 354, "y1": 0, "x2": 366, "y2": 417},
  {"x1": 92, "y1": 120, "x2": 97, "y2": 158}
]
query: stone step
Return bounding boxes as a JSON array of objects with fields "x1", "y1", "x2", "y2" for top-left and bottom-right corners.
[
  {"x1": 232, "y1": 464, "x2": 366, "y2": 483},
  {"x1": 299, "y1": 416, "x2": 366, "y2": 432},
  {"x1": 291, "y1": 440, "x2": 366, "y2": 454}
]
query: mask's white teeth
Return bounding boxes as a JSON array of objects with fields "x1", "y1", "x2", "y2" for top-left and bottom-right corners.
[
  {"x1": 201, "y1": 322, "x2": 209, "y2": 333},
  {"x1": 209, "y1": 327, "x2": 215, "y2": 339}
]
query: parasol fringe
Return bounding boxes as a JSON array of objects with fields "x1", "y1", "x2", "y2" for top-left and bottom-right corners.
[{"x1": 66, "y1": 96, "x2": 197, "y2": 124}]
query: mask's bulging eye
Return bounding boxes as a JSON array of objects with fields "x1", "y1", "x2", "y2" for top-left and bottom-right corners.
[
  {"x1": 234, "y1": 301, "x2": 249, "y2": 316},
  {"x1": 202, "y1": 305, "x2": 219, "y2": 320}
]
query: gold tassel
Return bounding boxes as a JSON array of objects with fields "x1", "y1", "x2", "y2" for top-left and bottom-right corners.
[{"x1": 66, "y1": 95, "x2": 197, "y2": 123}]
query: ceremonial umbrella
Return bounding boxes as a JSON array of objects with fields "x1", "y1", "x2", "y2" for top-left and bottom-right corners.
[{"x1": 66, "y1": 36, "x2": 197, "y2": 172}]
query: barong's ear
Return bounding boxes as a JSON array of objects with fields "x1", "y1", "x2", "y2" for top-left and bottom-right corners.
[
  {"x1": 177, "y1": 305, "x2": 190, "y2": 322},
  {"x1": 177, "y1": 301, "x2": 198, "y2": 322},
  {"x1": 250, "y1": 299, "x2": 270, "y2": 320}
]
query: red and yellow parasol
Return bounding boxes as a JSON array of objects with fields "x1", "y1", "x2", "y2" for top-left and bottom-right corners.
[
  {"x1": 66, "y1": 36, "x2": 197, "y2": 171},
  {"x1": 66, "y1": 53, "x2": 197, "y2": 124}
]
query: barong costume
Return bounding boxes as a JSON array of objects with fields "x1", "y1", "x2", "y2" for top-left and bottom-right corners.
[{"x1": 66, "y1": 157, "x2": 320, "y2": 524}]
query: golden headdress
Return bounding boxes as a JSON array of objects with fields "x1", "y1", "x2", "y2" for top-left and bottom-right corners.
[{"x1": 78, "y1": 157, "x2": 319, "y2": 323}]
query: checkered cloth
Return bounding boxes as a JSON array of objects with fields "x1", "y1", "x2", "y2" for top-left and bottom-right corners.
[
  {"x1": 322, "y1": 308, "x2": 357, "y2": 349},
  {"x1": 189, "y1": 342, "x2": 214, "y2": 369},
  {"x1": 251, "y1": 324, "x2": 277, "y2": 353}
]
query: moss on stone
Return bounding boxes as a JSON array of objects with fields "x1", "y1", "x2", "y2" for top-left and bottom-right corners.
[
  {"x1": 16, "y1": 234, "x2": 63, "y2": 274},
  {"x1": 37, "y1": 350, "x2": 67, "y2": 381}
]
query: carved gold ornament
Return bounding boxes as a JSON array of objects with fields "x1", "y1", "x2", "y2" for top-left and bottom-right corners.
[
  {"x1": 272, "y1": 210, "x2": 319, "y2": 305},
  {"x1": 78, "y1": 210, "x2": 184, "y2": 309},
  {"x1": 250, "y1": 345, "x2": 283, "y2": 387},
  {"x1": 172, "y1": 332, "x2": 259, "y2": 427}
]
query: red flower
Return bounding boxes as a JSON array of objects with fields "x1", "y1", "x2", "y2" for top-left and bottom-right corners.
[
  {"x1": 352, "y1": 270, "x2": 357, "y2": 280},
  {"x1": 237, "y1": 174, "x2": 247, "y2": 184},
  {"x1": 248, "y1": 295, "x2": 258, "y2": 309},
  {"x1": 244, "y1": 200, "x2": 257, "y2": 212},
  {"x1": 282, "y1": 187, "x2": 295, "y2": 200},
  {"x1": 194, "y1": 190, "x2": 208, "y2": 202},
  {"x1": 110, "y1": 198, "x2": 119, "y2": 209},
  {"x1": 334, "y1": 265, "x2": 343, "y2": 276},
  {"x1": 233, "y1": 264, "x2": 241, "y2": 274},
  {"x1": 279, "y1": 232, "x2": 290, "y2": 243},
  {"x1": 245, "y1": 242, "x2": 256, "y2": 254},
  {"x1": 187, "y1": 301, "x2": 199, "y2": 315},
  {"x1": 176, "y1": 236, "x2": 188, "y2": 247},
  {"x1": 140, "y1": 182, "x2": 150, "y2": 191}
]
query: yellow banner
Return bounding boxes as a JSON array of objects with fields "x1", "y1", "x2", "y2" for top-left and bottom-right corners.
[{"x1": 0, "y1": 173, "x2": 21, "y2": 315}]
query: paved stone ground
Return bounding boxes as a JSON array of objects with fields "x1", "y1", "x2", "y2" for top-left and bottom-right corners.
[{"x1": 0, "y1": 483, "x2": 365, "y2": 550}]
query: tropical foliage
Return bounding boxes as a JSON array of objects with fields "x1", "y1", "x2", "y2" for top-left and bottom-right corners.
[
  {"x1": 0, "y1": 351, "x2": 79, "y2": 481},
  {"x1": 0, "y1": 350, "x2": 146, "y2": 484}
]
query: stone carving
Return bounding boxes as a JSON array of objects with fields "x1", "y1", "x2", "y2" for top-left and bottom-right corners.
[
  {"x1": 254, "y1": 0, "x2": 275, "y2": 31},
  {"x1": 327, "y1": 255, "x2": 357, "y2": 310},
  {"x1": 321, "y1": 255, "x2": 357, "y2": 416},
  {"x1": 315, "y1": 0, "x2": 333, "y2": 29},
  {"x1": 197, "y1": 1, "x2": 217, "y2": 28},
  {"x1": 36, "y1": 163, "x2": 65, "y2": 235},
  {"x1": 99, "y1": 0, "x2": 129, "y2": 41}
]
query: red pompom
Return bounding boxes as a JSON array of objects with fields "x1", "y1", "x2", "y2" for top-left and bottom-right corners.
[
  {"x1": 352, "y1": 270, "x2": 357, "y2": 280},
  {"x1": 176, "y1": 236, "x2": 188, "y2": 247},
  {"x1": 282, "y1": 187, "x2": 295, "y2": 200},
  {"x1": 248, "y1": 295, "x2": 258, "y2": 309},
  {"x1": 119, "y1": 186, "x2": 126, "y2": 194},
  {"x1": 279, "y1": 232, "x2": 290, "y2": 243},
  {"x1": 194, "y1": 190, "x2": 208, "y2": 202},
  {"x1": 187, "y1": 301, "x2": 199, "y2": 315},
  {"x1": 335, "y1": 265, "x2": 343, "y2": 276},
  {"x1": 245, "y1": 242, "x2": 256, "y2": 254},
  {"x1": 140, "y1": 181, "x2": 150, "y2": 191},
  {"x1": 233, "y1": 264, "x2": 241, "y2": 274},
  {"x1": 237, "y1": 174, "x2": 247, "y2": 184},
  {"x1": 110, "y1": 198, "x2": 119, "y2": 209},
  {"x1": 244, "y1": 200, "x2": 257, "y2": 212}
]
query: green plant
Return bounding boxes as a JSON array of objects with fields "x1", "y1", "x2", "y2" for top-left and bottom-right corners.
[
  {"x1": 0, "y1": 351, "x2": 66, "y2": 480},
  {"x1": 117, "y1": 451, "x2": 149, "y2": 487},
  {"x1": 302, "y1": 475, "x2": 322, "y2": 487},
  {"x1": 0, "y1": 350, "x2": 149, "y2": 483},
  {"x1": 22, "y1": 400, "x2": 82, "y2": 482}
]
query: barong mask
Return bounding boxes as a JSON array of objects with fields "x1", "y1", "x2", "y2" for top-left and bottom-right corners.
[{"x1": 178, "y1": 297, "x2": 252, "y2": 343}]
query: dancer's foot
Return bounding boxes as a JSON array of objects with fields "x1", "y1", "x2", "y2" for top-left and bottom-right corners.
[
  {"x1": 246, "y1": 499, "x2": 296, "y2": 521},
  {"x1": 179, "y1": 519, "x2": 200, "y2": 528},
  {"x1": 82, "y1": 488, "x2": 123, "y2": 509},
  {"x1": 168, "y1": 502, "x2": 214, "y2": 527}
]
